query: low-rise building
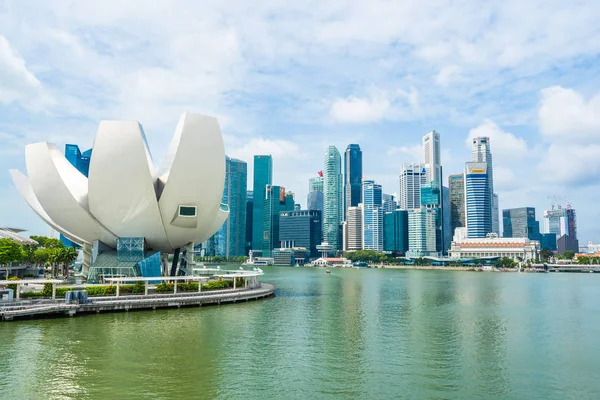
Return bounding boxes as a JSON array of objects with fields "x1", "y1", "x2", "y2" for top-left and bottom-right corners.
[{"x1": 449, "y1": 234, "x2": 540, "y2": 261}]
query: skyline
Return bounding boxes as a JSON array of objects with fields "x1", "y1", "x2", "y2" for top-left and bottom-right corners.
[{"x1": 1, "y1": 1, "x2": 600, "y2": 243}]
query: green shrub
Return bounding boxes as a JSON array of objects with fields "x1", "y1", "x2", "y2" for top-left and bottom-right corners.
[
  {"x1": 202, "y1": 279, "x2": 232, "y2": 291},
  {"x1": 155, "y1": 282, "x2": 174, "y2": 293},
  {"x1": 21, "y1": 291, "x2": 45, "y2": 298}
]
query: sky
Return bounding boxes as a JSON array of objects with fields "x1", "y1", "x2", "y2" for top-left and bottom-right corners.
[{"x1": 1, "y1": 0, "x2": 600, "y2": 244}]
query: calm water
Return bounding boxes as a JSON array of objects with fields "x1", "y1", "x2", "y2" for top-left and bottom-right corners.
[{"x1": 1, "y1": 267, "x2": 600, "y2": 399}]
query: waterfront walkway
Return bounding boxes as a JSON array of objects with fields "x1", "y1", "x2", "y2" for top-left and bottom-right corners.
[{"x1": 0, "y1": 283, "x2": 275, "y2": 322}]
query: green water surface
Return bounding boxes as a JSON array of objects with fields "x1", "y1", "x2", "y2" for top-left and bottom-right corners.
[{"x1": 1, "y1": 267, "x2": 599, "y2": 399}]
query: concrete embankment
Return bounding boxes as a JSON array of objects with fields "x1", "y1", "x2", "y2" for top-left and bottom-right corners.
[{"x1": 0, "y1": 283, "x2": 275, "y2": 322}]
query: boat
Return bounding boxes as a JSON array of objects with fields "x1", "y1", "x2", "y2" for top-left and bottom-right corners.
[
  {"x1": 352, "y1": 262, "x2": 370, "y2": 268},
  {"x1": 325, "y1": 269, "x2": 331, "y2": 274}
]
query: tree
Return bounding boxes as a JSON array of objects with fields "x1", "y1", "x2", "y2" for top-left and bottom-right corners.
[
  {"x1": 540, "y1": 249, "x2": 554, "y2": 262},
  {"x1": 0, "y1": 238, "x2": 24, "y2": 277},
  {"x1": 59, "y1": 247, "x2": 78, "y2": 276},
  {"x1": 495, "y1": 257, "x2": 517, "y2": 269},
  {"x1": 562, "y1": 250, "x2": 575, "y2": 260}
]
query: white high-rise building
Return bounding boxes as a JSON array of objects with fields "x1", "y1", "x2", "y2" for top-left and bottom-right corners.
[
  {"x1": 423, "y1": 130, "x2": 441, "y2": 184},
  {"x1": 407, "y1": 208, "x2": 437, "y2": 257},
  {"x1": 346, "y1": 205, "x2": 363, "y2": 251},
  {"x1": 323, "y1": 146, "x2": 343, "y2": 251},
  {"x1": 398, "y1": 163, "x2": 427, "y2": 210}
]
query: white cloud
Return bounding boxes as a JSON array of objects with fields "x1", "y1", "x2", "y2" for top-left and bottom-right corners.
[
  {"x1": 539, "y1": 86, "x2": 600, "y2": 142},
  {"x1": 435, "y1": 65, "x2": 462, "y2": 86},
  {"x1": 0, "y1": 35, "x2": 52, "y2": 109},
  {"x1": 537, "y1": 144, "x2": 600, "y2": 186},
  {"x1": 329, "y1": 94, "x2": 390, "y2": 124},
  {"x1": 329, "y1": 87, "x2": 419, "y2": 124},
  {"x1": 387, "y1": 144, "x2": 422, "y2": 159},
  {"x1": 466, "y1": 120, "x2": 528, "y2": 160}
]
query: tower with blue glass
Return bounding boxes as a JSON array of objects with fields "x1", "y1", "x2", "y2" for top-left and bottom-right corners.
[
  {"x1": 465, "y1": 162, "x2": 491, "y2": 238},
  {"x1": 344, "y1": 144, "x2": 362, "y2": 218},
  {"x1": 362, "y1": 180, "x2": 383, "y2": 251},
  {"x1": 62, "y1": 144, "x2": 93, "y2": 247},
  {"x1": 252, "y1": 155, "x2": 273, "y2": 252}
]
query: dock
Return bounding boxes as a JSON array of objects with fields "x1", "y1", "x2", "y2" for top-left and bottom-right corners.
[{"x1": 0, "y1": 283, "x2": 275, "y2": 322}]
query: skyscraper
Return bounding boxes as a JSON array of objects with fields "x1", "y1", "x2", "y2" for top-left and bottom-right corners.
[
  {"x1": 502, "y1": 207, "x2": 540, "y2": 240},
  {"x1": 245, "y1": 191, "x2": 253, "y2": 256},
  {"x1": 465, "y1": 162, "x2": 491, "y2": 238},
  {"x1": 63, "y1": 144, "x2": 93, "y2": 247},
  {"x1": 421, "y1": 180, "x2": 445, "y2": 252},
  {"x1": 323, "y1": 146, "x2": 343, "y2": 251},
  {"x1": 471, "y1": 137, "x2": 497, "y2": 235},
  {"x1": 382, "y1": 193, "x2": 397, "y2": 212},
  {"x1": 407, "y1": 208, "x2": 437, "y2": 257},
  {"x1": 362, "y1": 180, "x2": 383, "y2": 251},
  {"x1": 309, "y1": 173, "x2": 324, "y2": 192},
  {"x1": 262, "y1": 185, "x2": 294, "y2": 256},
  {"x1": 344, "y1": 144, "x2": 362, "y2": 217},
  {"x1": 448, "y1": 174, "x2": 465, "y2": 237},
  {"x1": 207, "y1": 157, "x2": 248, "y2": 257},
  {"x1": 383, "y1": 209, "x2": 409, "y2": 254},
  {"x1": 423, "y1": 130, "x2": 441, "y2": 183},
  {"x1": 279, "y1": 210, "x2": 322, "y2": 258},
  {"x1": 252, "y1": 155, "x2": 273, "y2": 251},
  {"x1": 398, "y1": 162, "x2": 427, "y2": 210},
  {"x1": 345, "y1": 205, "x2": 363, "y2": 251}
]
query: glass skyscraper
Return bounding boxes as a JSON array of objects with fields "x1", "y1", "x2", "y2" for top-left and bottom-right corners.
[
  {"x1": 63, "y1": 144, "x2": 93, "y2": 247},
  {"x1": 471, "y1": 137, "x2": 498, "y2": 234},
  {"x1": 502, "y1": 207, "x2": 540, "y2": 240},
  {"x1": 252, "y1": 155, "x2": 273, "y2": 251},
  {"x1": 323, "y1": 146, "x2": 343, "y2": 251},
  {"x1": 245, "y1": 191, "x2": 253, "y2": 256},
  {"x1": 279, "y1": 210, "x2": 322, "y2": 258},
  {"x1": 344, "y1": 144, "x2": 362, "y2": 217},
  {"x1": 423, "y1": 130, "x2": 441, "y2": 184},
  {"x1": 448, "y1": 174, "x2": 465, "y2": 238},
  {"x1": 383, "y1": 210, "x2": 409, "y2": 254},
  {"x1": 465, "y1": 162, "x2": 491, "y2": 238},
  {"x1": 262, "y1": 185, "x2": 294, "y2": 257},
  {"x1": 362, "y1": 180, "x2": 383, "y2": 251}
]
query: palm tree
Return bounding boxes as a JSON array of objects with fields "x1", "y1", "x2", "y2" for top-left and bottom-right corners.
[
  {"x1": 60, "y1": 247, "x2": 78, "y2": 277},
  {"x1": 48, "y1": 249, "x2": 60, "y2": 277}
]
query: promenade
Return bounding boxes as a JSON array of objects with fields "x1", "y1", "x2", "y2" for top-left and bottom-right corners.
[{"x1": 0, "y1": 283, "x2": 275, "y2": 322}]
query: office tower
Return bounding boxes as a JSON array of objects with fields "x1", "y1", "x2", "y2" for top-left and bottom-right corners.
[
  {"x1": 323, "y1": 146, "x2": 343, "y2": 251},
  {"x1": 262, "y1": 185, "x2": 294, "y2": 257},
  {"x1": 208, "y1": 157, "x2": 248, "y2": 257},
  {"x1": 294, "y1": 204, "x2": 301, "y2": 211},
  {"x1": 344, "y1": 144, "x2": 362, "y2": 217},
  {"x1": 346, "y1": 205, "x2": 363, "y2": 251},
  {"x1": 420, "y1": 180, "x2": 445, "y2": 253},
  {"x1": 545, "y1": 206, "x2": 578, "y2": 254},
  {"x1": 423, "y1": 130, "x2": 441, "y2": 183},
  {"x1": 398, "y1": 162, "x2": 427, "y2": 210},
  {"x1": 471, "y1": 137, "x2": 496, "y2": 235},
  {"x1": 442, "y1": 186, "x2": 451, "y2": 253},
  {"x1": 407, "y1": 208, "x2": 437, "y2": 257},
  {"x1": 465, "y1": 162, "x2": 491, "y2": 238},
  {"x1": 65, "y1": 144, "x2": 93, "y2": 177},
  {"x1": 309, "y1": 173, "x2": 324, "y2": 192},
  {"x1": 252, "y1": 155, "x2": 273, "y2": 251},
  {"x1": 279, "y1": 210, "x2": 322, "y2": 258},
  {"x1": 502, "y1": 207, "x2": 540, "y2": 240},
  {"x1": 492, "y1": 194, "x2": 499, "y2": 235},
  {"x1": 63, "y1": 144, "x2": 93, "y2": 247},
  {"x1": 543, "y1": 208, "x2": 566, "y2": 237},
  {"x1": 382, "y1": 193, "x2": 397, "y2": 212},
  {"x1": 245, "y1": 191, "x2": 253, "y2": 256},
  {"x1": 448, "y1": 174, "x2": 465, "y2": 237},
  {"x1": 383, "y1": 209, "x2": 409, "y2": 254},
  {"x1": 539, "y1": 233, "x2": 557, "y2": 251},
  {"x1": 566, "y1": 208, "x2": 578, "y2": 242},
  {"x1": 307, "y1": 191, "x2": 324, "y2": 213},
  {"x1": 362, "y1": 180, "x2": 383, "y2": 251}
]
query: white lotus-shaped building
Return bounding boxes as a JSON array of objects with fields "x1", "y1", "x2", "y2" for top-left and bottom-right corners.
[{"x1": 9, "y1": 112, "x2": 229, "y2": 258}]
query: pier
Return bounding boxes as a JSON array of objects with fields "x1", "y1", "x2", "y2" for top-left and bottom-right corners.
[{"x1": 0, "y1": 283, "x2": 275, "y2": 322}]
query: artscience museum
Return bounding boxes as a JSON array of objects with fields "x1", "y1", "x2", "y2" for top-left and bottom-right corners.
[{"x1": 9, "y1": 112, "x2": 229, "y2": 282}]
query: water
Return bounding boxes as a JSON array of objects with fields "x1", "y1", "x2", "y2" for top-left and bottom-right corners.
[{"x1": 1, "y1": 267, "x2": 600, "y2": 399}]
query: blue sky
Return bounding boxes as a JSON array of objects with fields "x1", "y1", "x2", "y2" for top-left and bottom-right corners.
[{"x1": 1, "y1": 0, "x2": 600, "y2": 243}]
